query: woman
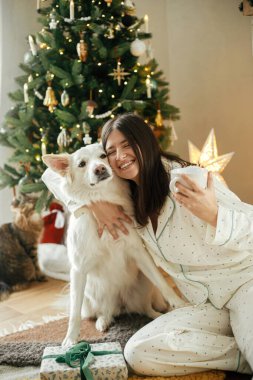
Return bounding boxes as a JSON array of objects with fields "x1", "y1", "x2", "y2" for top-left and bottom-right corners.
[{"x1": 88, "y1": 113, "x2": 253, "y2": 377}]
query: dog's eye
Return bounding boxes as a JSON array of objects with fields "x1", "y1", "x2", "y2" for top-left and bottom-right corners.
[
  {"x1": 100, "y1": 154, "x2": 107, "y2": 159},
  {"x1": 78, "y1": 161, "x2": 86, "y2": 168}
]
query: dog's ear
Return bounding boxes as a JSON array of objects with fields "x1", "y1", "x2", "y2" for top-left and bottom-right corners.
[{"x1": 42, "y1": 154, "x2": 70, "y2": 177}]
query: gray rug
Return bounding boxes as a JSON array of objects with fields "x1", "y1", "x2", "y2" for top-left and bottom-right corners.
[{"x1": 0, "y1": 314, "x2": 151, "y2": 367}]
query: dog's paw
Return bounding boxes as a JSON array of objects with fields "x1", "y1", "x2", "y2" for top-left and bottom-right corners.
[
  {"x1": 61, "y1": 336, "x2": 77, "y2": 348},
  {"x1": 95, "y1": 316, "x2": 110, "y2": 332}
]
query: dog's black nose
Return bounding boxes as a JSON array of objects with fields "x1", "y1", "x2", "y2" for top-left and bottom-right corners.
[{"x1": 94, "y1": 165, "x2": 106, "y2": 176}]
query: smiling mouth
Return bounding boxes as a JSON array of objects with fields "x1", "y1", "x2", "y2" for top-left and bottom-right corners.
[{"x1": 119, "y1": 161, "x2": 134, "y2": 170}]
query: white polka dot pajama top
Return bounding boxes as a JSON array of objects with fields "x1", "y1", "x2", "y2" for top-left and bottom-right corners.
[{"x1": 124, "y1": 166, "x2": 253, "y2": 377}]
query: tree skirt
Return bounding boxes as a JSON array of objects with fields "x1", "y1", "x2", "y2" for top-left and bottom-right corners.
[{"x1": 0, "y1": 313, "x2": 245, "y2": 380}]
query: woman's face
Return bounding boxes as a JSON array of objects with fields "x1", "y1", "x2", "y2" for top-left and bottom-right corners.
[{"x1": 105, "y1": 129, "x2": 140, "y2": 184}]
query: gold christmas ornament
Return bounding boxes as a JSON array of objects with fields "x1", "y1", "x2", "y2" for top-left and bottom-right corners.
[
  {"x1": 188, "y1": 129, "x2": 234, "y2": 184},
  {"x1": 155, "y1": 109, "x2": 163, "y2": 128},
  {"x1": 115, "y1": 24, "x2": 121, "y2": 31},
  {"x1": 86, "y1": 100, "x2": 97, "y2": 116},
  {"x1": 46, "y1": 71, "x2": 55, "y2": 82},
  {"x1": 43, "y1": 84, "x2": 58, "y2": 113},
  {"x1": 39, "y1": 42, "x2": 48, "y2": 49},
  {"x1": 104, "y1": 0, "x2": 112, "y2": 6},
  {"x1": 108, "y1": 59, "x2": 130, "y2": 86},
  {"x1": 77, "y1": 34, "x2": 88, "y2": 62},
  {"x1": 61, "y1": 90, "x2": 70, "y2": 106},
  {"x1": 57, "y1": 128, "x2": 72, "y2": 151}
]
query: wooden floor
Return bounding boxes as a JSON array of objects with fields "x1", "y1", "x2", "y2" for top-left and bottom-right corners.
[
  {"x1": 0, "y1": 272, "x2": 173, "y2": 335},
  {"x1": 0, "y1": 278, "x2": 67, "y2": 335}
]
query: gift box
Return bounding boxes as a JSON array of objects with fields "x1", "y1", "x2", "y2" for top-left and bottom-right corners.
[{"x1": 40, "y1": 341, "x2": 128, "y2": 380}]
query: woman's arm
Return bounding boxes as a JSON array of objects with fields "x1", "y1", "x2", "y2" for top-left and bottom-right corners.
[
  {"x1": 173, "y1": 171, "x2": 253, "y2": 251},
  {"x1": 88, "y1": 202, "x2": 132, "y2": 240},
  {"x1": 42, "y1": 169, "x2": 132, "y2": 239},
  {"x1": 173, "y1": 172, "x2": 218, "y2": 227}
]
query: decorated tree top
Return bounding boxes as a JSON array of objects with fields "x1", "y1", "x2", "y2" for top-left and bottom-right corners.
[{"x1": 0, "y1": 0, "x2": 180, "y2": 211}]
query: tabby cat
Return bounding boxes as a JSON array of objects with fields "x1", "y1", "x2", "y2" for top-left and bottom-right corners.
[{"x1": 0, "y1": 196, "x2": 46, "y2": 301}]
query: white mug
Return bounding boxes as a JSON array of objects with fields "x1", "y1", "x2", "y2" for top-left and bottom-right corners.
[{"x1": 169, "y1": 165, "x2": 208, "y2": 193}]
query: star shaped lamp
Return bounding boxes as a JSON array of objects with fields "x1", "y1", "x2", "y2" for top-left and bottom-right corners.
[{"x1": 188, "y1": 129, "x2": 234, "y2": 184}]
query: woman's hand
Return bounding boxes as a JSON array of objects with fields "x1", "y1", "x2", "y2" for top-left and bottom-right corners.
[
  {"x1": 172, "y1": 172, "x2": 218, "y2": 227},
  {"x1": 88, "y1": 201, "x2": 132, "y2": 239}
]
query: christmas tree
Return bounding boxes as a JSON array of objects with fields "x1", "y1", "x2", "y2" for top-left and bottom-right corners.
[{"x1": 0, "y1": 0, "x2": 180, "y2": 211}]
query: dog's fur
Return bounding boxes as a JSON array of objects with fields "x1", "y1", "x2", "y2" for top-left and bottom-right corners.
[
  {"x1": 42, "y1": 144, "x2": 184, "y2": 347},
  {"x1": 0, "y1": 196, "x2": 46, "y2": 301}
]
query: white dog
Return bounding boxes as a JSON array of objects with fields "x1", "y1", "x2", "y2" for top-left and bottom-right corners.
[{"x1": 42, "y1": 144, "x2": 184, "y2": 347}]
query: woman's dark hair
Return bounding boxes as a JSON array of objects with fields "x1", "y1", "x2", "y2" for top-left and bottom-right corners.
[{"x1": 102, "y1": 113, "x2": 188, "y2": 227}]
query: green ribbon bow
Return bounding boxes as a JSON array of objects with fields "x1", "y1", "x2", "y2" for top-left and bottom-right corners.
[{"x1": 42, "y1": 341, "x2": 121, "y2": 380}]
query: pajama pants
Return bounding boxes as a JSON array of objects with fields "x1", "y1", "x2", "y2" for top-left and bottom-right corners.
[{"x1": 124, "y1": 279, "x2": 253, "y2": 376}]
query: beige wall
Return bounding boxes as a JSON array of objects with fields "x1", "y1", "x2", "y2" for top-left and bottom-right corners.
[
  {"x1": 136, "y1": 0, "x2": 253, "y2": 203},
  {"x1": 165, "y1": 0, "x2": 253, "y2": 203},
  {"x1": 0, "y1": 0, "x2": 253, "y2": 224}
]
